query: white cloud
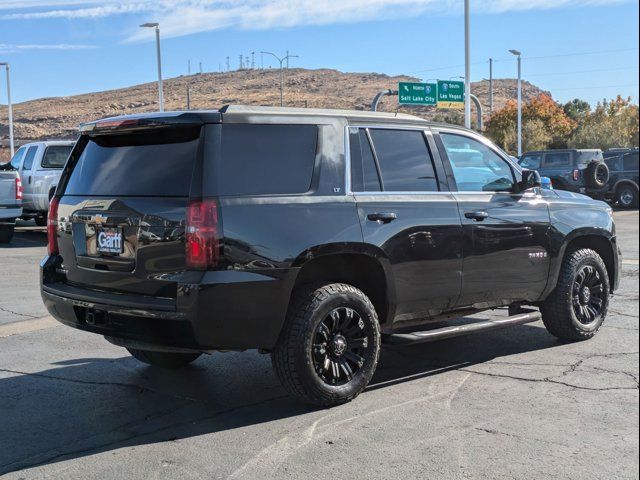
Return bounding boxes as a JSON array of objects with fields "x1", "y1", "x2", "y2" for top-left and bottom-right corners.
[
  {"x1": 0, "y1": 43, "x2": 97, "y2": 53},
  {"x1": 0, "y1": 0, "x2": 632, "y2": 42}
]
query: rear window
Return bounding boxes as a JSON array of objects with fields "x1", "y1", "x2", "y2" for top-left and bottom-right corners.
[
  {"x1": 64, "y1": 128, "x2": 200, "y2": 197},
  {"x1": 42, "y1": 145, "x2": 74, "y2": 168},
  {"x1": 519, "y1": 154, "x2": 542, "y2": 170},
  {"x1": 217, "y1": 124, "x2": 317, "y2": 196}
]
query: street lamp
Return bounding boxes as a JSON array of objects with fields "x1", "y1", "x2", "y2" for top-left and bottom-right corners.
[
  {"x1": 509, "y1": 49, "x2": 522, "y2": 156},
  {"x1": 0, "y1": 62, "x2": 14, "y2": 157},
  {"x1": 464, "y1": 0, "x2": 471, "y2": 129},
  {"x1": 260, "y1": 51, "x2": 299, "y2": 107},
  {"x1": 140, "y1": 22, "x2": 164, "y2": 112}
]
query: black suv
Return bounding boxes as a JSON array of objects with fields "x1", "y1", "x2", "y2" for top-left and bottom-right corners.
[
  {"x1": 41, "y1": 106, "x2": 621, "y2": 406},
  {"x1": 603, "y1": 148, "x2": 639, "y2": 208}
]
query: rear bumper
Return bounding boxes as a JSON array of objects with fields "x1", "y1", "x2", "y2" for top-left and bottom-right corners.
[
  {"x1": 0, "y1": 206, "x2": 22, "y2": 223},
  {"x1": 41, "y1": 255, "x2": 298, "y2": 351}
]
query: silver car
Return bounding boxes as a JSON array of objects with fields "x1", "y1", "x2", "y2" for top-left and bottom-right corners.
[{"x1": 9, "y1": 140, "x2": 75, "y2": 225}]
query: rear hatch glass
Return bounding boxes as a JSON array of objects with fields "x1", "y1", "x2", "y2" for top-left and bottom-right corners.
[
  {"x1": 66, "y1": 129, "x2": 199, "y2": 196},
  {"x1": 56, "y1": 126, "x2": 201, "y2": 297}
]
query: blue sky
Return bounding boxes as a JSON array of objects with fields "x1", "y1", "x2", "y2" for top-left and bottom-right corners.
[{"x1": 0, "y1": 0, "x2": 638, "y2": 106}]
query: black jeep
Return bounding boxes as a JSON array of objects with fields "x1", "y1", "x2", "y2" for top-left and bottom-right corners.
[{"x1": 41, "y1": 106, "x2": 621, "y2": 406}]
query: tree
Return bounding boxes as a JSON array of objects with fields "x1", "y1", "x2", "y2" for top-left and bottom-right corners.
[
  {"x1": 563, "y1": 98, "x2": 591, "y2": 122},
  {"x1": 569, "y1": 96, "x2": 639, "y2": 149},
  {"x1": 485, "y1": 93, "x2": 575, "y2": 153}
]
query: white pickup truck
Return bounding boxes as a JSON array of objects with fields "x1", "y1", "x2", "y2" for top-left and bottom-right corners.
[
  {"x1": 0, "y1": 169, "x2": 23, "y2": 243},
  {"x1": 8, "y1": 140, "x2": 75, "y2": 225}
]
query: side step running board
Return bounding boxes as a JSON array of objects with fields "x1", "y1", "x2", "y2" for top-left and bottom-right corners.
[{"x1": 383, "y1": 310, "x2": 541, "y2": 345}]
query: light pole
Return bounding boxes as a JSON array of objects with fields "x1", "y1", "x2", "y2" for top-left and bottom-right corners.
[
  {"x1": 509, "y1": 49, "x2": 522, "y2": 156},
  {"x1": 260, "y1": 51, "x2": 299, "y2": 107},
  {"x1": 140, "y1": 22, "x2": 164, "y2": 112},
  {"x1": 464, "y1": 0, "x2": 471, "y2": 129},
  {"x1": 0, "y1": 62, "x2": 14, "y2": 157},
  {"x1": 488, "y1": 57, "x2": 493, "y2": 115}
]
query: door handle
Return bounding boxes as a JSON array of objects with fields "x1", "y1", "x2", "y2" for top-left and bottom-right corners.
[
  {"x1": 464, "y1": 211, "x2": 489, "y2": 221},
  {"x1": 367, "y1": 212, "x2": 398, "y2": 224},
  {"x1": 28, "y1": 176, "x2": 32, "y2": 185}
]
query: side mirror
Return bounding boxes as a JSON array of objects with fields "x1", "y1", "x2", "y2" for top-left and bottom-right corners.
[{"x1": 518, "y1": 169, "x2": 542, "y2": 191}]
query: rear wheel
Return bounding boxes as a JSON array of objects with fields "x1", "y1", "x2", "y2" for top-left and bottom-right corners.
[
  {"x1": 541, "y1": 248, "x2": 609, "y2": 341},
  {"x1": 272, "y1": 283, "x2": 380, "y2": 406},
  {"x1": 616, "y1": 184, "x2": 639, "y2": 208},
  {"x1": 0, "y1": 223, "x2": 15, "y2": 243},
  {"x1": 127, "y1": 348, "x2": 201, "y2": 368},
  {"x1": 34, "y1": 215, "x2": 47, "y2": 227}
]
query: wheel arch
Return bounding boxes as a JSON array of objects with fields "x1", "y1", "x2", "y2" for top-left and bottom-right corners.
[
  {"x1": 290, "y1": 246, "x2": 396, "y2": 326},
  {"x1": 613, "y1": 179, "x2": 638, "y2": 195},
  {"x1": 544, "y1": 229, "x2": 618, "y2": 299}
]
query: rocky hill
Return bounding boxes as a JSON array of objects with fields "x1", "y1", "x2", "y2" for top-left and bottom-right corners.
[{"x1": 0, "y1": 68, "x2": 548, "y2": 161}]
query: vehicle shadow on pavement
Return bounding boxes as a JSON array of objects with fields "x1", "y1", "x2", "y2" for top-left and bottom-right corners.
[
  {"x1": 0, "y1": 323, "x2": 560, "y2": 475},
  {"x1": 0, "y1": 231, "x2": 47, "y2": 249}
]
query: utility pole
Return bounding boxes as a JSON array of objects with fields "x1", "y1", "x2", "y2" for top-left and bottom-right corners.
[
  {"x1": 489, "y1": 57, "x2": 493, "y2": 115},
  {"x1": 286, "y1": 50, "x2": 289, "y2": 69},
  {"x1": 239, "y1": 55, "x2": 243, "y2": 70},
  {"x1": 188, "y1": 59, "x2": 191, "y2": 75},
  {"x1": 0, "y1": 62, "x2": 14, "y2": 157},
  {"x1": 140, "y1": 22, "x2": 164, "y2": 112},
  {"x1": 226, "y1": 56, "x2": 230, "y2": 72},
  {"x1": 251, "y1": 52, "x2": 255, "y2": 69},
  {"x1": 463, "y1": 0, "x2": 471, "y2": 129},
  {"x1": 261, "y1": 51, "x2": 299, "y2": 106},
  {"x1": 509, "y1": 49, "x2": 523, "y2": 156},
  {"x1": 199, "y1": 61, "x2": 202, "y2": 74},
  {"x1": 261, "y1": 52, "x2": 264, "y2": 69}
]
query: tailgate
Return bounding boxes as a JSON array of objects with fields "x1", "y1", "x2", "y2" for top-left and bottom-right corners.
[{"x1": 0, "y1": 172, "x2": 18, "y2": 207}]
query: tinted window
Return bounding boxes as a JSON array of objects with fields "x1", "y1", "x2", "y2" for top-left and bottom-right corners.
[
  {"x1": 369, "y1": 129, "x2": 438, "y2": 192},
  {"x1": 440, "y1": 133, "x2": 514, "y2": 192},
  {"x1": 623, "y1": 153, "x2": 638, "y2": 171},
  {"x1": 65, "y1": 128, "x2": 199, "y2": 196},
  {"x1": 544, "y1": 152, "x2": 571, "y2": 166},
  {"x1": 9, "y1": 146, "x2": 26, "y2": 170},
  {"x1": 519, "y1": 154, "x2": 542, "y2": 169},
  {"x1": 218, "y1": 124, "x2": 317, "y2": 196},
  {"x1": 42, "y1": 145, "x2": 74, "y2": 168},
  {"x1": 349, "y1": 128, "x2": 381, "y2": 192},
  {"x1": 605, "y1": 156, "x2": 622, "y2": 171},
  {"x1": 22, "y1": 146, "x2": 39, "y2": 171}
]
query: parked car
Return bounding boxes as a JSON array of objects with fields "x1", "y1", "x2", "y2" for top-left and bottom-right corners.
[
  {"x1": 518, "y1": 149, "x2": 609, "y2": 195},
  {"x1": 0, "y1": 170, "x2": 23, "y2": 243},
  {"x1": 41, "y1": 106, "x2": 621, "y2": 406},
  {"x1": 603, "y1": 148, "x2": 639, "y2": 208},
  {"x1": 8, "y1": 141, "x2": 75, "y2": 226}
]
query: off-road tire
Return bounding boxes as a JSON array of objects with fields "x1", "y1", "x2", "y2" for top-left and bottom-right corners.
[
  {"x1": 0, "y1": 224, "x2": 15, "y2": 243},
  {"x1": 541, "y1": 248, "x2": 610, "y2": 341},
  {"x1": 615, "y1": 184, "x2": 639, "y2": 208},
  {"x1": 272, "y1": 283, "x2": 381, "y2": 406},
  {"x1": 584, "y1": 161, "x2": 609, "y2": 190},
  {"x1": 127, "y1": 348, "x2": 201, "y2": 368}
]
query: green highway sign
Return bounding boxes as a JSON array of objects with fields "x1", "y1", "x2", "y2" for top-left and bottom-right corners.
[
  {"x1": 436, "y1": 80, "x2": 464, "y2": 109},
  {"x1": 398, "y1": 82, "x2": 437, "y2": 106}
]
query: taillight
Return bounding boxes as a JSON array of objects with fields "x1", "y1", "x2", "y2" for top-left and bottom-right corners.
[
  {"x1": 47, "y1": 196, "x2": 60, "y2": 256},
  {"x1": 573, "y1": 169, "x2": 580, "y2": 181},
  {"x1": 185, "y1": 198, "x2": 220, "y2": 270},
  {"x1": 15, "y1": 177, "x2": 22, "y2": 200}
]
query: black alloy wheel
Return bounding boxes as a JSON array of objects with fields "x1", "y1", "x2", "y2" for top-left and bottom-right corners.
[
  {"x1": 572, "y1": 265, "x2": 606, "y2": 325},
  {"x1": 312, "y1": 306, "x2": 370, "y2": 386}
]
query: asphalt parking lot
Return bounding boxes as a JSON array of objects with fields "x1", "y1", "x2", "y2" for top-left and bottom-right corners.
[{"x1": 0, "y1": 212, "x2": 638, "y2": 479}]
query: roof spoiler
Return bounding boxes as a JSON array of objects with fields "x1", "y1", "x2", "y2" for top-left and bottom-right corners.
[{"x1": 79, "y1": 111, "x2": 218, "y2": 134}]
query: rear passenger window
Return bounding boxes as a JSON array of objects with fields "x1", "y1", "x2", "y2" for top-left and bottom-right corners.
[
  {"x1": 42, "y1": 145, "x2": 74, "y2": 168},
  {"x1": 544, "y1": 152, "x2": 570, "y2": 166},
  {"x1": 368, "y1": 129, "x2": 438, "y2": 192},
  {"x1": 22, "y1": 146, "x2": 38, "y2": 171},
  {"x1": 349, "y1": 128, "x2": 381, "y2": 192},
  {"x1": 219, "y1": 124, "x2": 317, "y2": 196},
  {"x1": 623, "y1": 153, "x2": 638, "y2": 171}
]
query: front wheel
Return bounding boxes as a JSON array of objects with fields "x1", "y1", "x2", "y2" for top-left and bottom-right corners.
[
  {"x1": 541, "y1": 248, "x2": 610, "y2": 341},
  {"x1": 127, "y1": 348, "x2": 201, "y2": 368},
  {"x1": 272, "y1": 283, "x2": 381, "y2": 406}
]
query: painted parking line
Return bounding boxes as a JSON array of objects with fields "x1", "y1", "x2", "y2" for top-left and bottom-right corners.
[
  {"x1": 0, "y1": 317, "x2": 59, "y2": 338},
  {"x1": 622, "y1": 259, "x2": 639, "y2": 265}
]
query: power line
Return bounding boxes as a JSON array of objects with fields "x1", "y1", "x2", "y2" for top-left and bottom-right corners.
[
  {"x1": 525, "y1": 65, "x2": 639, "y2": 78},
  {"x1": 550, "y1": 83, "x2": 639, "y2": 92}
]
